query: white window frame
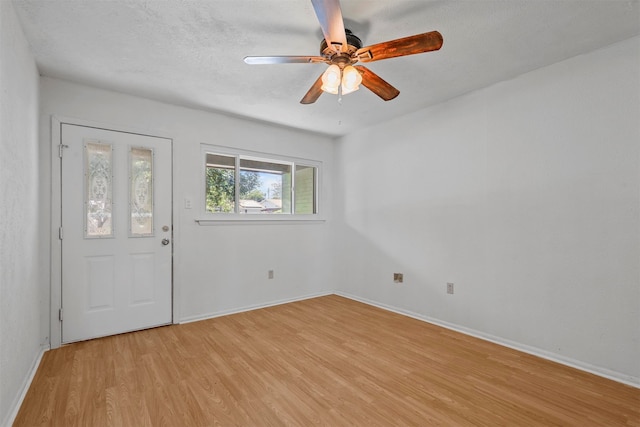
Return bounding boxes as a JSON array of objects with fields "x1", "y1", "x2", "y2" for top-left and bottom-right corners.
[{"x1": 197, "y1": 144, "x2": 323, "y2": 224}]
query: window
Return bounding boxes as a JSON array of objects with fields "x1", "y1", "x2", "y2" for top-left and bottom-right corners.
[
  {"x1": 205, "y1": 153, "x2": 235, "y2": 213},
  {"x1": 294, "y1": 164, "x2": 316, "y2": 214},
  {"x1": 240, "y1": 158, "x2": 291, "y2": 214},
  {"x1": 203, "y1": 145, "x2": 319, "y2": 218}
]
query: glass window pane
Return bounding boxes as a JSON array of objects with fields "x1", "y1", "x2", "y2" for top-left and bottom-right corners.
[
  {"x1": 130, "y1": 147, "x2": 153, "y2": 236},
  {"x1": 239, "y1": 158, "x2": 291, "y2": 214},
  {"x1": 295, "y1": 165, "x2": 317, "y2": 214},
  {"x1": 85, "y1": 141, "x2": 113, "y2": 237},
  {"x1": 206, "y1": 153, "x2": 235, "y2": 213}
]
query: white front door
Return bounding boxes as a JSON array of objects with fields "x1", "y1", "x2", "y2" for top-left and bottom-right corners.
[{"x1": 61, "y1": 124, "x2": 172, "y2": 343}]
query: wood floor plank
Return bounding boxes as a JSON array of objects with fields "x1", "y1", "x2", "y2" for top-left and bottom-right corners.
[{"x1": 14, "y1": 295, "x2": 640, "y2": 426}]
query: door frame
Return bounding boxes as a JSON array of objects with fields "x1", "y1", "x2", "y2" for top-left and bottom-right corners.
[{"x1": 50, "y1": 116, "x2": 178, "y2": 349}]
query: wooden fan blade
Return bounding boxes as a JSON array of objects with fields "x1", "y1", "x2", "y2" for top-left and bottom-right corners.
[
  {"x1": 311, "y1": 0, "x2": 347, "y2": 53},
  {"x1": 355, "y1": 66, "x2": 400, "y2": 101},
  {"x1": 244, "y1": 56, "x2": 327, "y2": 65},
  {"x1": 356, "y1": 31, "x2": 443, "y2": 62},
  {"x1": 300, "y1": 72, "x2": 325, "y2": 104}
]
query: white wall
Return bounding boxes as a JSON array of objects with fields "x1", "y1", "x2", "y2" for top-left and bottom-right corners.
[
  {"x1": 39, "y1": 78, "x2": 335, "y2": 341},
  {"x1": 0, "y1": 1, "x2": 42, "y2": 425},
  {"x1": 334, "y1": 36, "x2": 640, "y2": 384}
]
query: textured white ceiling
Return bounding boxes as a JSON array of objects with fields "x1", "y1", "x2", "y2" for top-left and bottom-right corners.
[{"x1": 12, "y1": 0, "x2": 640, "y2": 137}]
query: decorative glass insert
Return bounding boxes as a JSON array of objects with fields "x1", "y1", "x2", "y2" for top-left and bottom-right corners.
[
  {"x1": 85, "y1": 141, "x2": 113, "y2": 237},
  {"x1": 130, "y1": 147, "x2": 154, "y2": 236}
]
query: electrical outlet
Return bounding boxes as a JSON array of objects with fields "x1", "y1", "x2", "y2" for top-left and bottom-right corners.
[
  {"x1": 184, "y1": 198, "x2": 192, "y2": 209},
  {"x1": 268, "y1": 270, "x2": 274, "y2": 279},
  {"x1": 394, "y1": 273, "x2": 403, "y2": 283},
  {"x1": 447, "y1": 282, "x2": 454, "y2": 294}
]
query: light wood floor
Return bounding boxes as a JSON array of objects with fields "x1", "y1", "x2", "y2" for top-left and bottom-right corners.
[{"x1": 14, "y1": 295, "x2": 640, "y2": 426}]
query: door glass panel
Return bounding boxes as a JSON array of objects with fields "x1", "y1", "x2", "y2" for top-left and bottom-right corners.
[
  {"x1": 130, "y1": 147, "x2": 154, "y2": 236},
  {"x1": 85, "y1": 141, "x2": 113, "y2": 238}
]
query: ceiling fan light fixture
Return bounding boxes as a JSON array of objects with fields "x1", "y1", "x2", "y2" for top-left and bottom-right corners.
[
  {"x1": 321, "y1": 64, "x2": 341, "y2": 94},
  {"x1": 341, "y1": 65, "x2": 362, "y2": 95},
  {"x1": 244, "y1": 1, "x2": 443, "y2": 104}
]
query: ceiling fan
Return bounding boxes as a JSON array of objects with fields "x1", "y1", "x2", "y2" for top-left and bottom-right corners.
[{"x1": 243, "y1": 0, "x2": 443, "y2": 104}]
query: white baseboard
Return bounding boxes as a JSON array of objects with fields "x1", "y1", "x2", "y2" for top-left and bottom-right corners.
[
  {"x1": 335, "y1": 291, "x2": 640, "y2": 389},
  {"x1": 3, "y1": 344, "x2": 49, "y2": 427},
  {"x1": 178, "y1": 291, "x2": 333, "y2": 324}
]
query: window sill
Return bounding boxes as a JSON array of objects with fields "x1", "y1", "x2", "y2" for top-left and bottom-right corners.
[{"x1": 195, "y1": 217, "x2": 326, "y2": 226}]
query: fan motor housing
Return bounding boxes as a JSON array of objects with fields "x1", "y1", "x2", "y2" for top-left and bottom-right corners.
[{"x1": 320, "y1": 29, "x2": 362, "y2": 62}]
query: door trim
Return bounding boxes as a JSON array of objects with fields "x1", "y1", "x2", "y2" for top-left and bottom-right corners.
[{"x1": 50, "y1": 116, "x2": 177, "y2": 348}]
